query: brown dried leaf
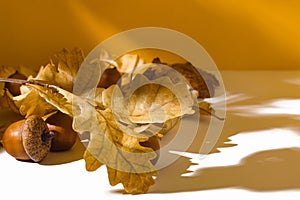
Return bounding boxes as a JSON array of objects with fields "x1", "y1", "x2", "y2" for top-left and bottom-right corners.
[
  {"x1": 13, "y1": 89, "x2": 57, "y2": 118},
  {"x1": 152, "y1": 58, "x2": 219, "y2": 98},
  {"x1": 83, "y1": 109, "x2": 157, "y2": 194},
  {"x1": 84, "y1": 150, "x2": 103, "y2": 171},
  {"x1": 31, "y1": 84, "x2": 158, "y2": 194},
  {"x1": 29, "y1": 53, "x2": 216, "y2": 194},
  {"x1": 0, "y1": 64, "x2": 38, "y2": 113},
  {"x1": 34, "y1": 48, "x2": 84, "y2": 91},
  {"x1": 0, "y1": 66, "x2": 34, "y2": 139},
  {"x1": 12, "y1": 48, "x2": 84, "y2": 117},
  {"x1": 82, "y1": 108, "x2": 157, "y2": 172},
  {"x1": 128, "y1": 83, "x2": 187, "y2": 123},
  {"x1": 117, "y1": 54, "x2": 144, "y2": 74},
  {"x1": 107, "y1": 167, "x2": 157, "y2": 194},
  {"x1": 116, "y1": 73, "x2": 196, "y2": 124},
  {"x1": 28, "y1": 84, "x2": 74, "y2": 117},
  {"x1": 170, "y1": 62, "x2": 216, "y2": 98}
]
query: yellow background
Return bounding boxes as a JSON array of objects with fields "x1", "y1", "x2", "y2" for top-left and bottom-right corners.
[{"x1": 1, "y1": 0, "x2": 300, "y2": 70}]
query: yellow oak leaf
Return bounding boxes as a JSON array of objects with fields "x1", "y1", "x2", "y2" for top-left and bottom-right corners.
[
  {"x1": 11, "y1": 48, "x2": 84, "y2": 118},
  {"x1": 12, "y1": 89, "x2": 57, "y2": 118},
  {"x1": 30, "y1": 83, "x2": 158, "y2": 193},
  {"x1": 35, "y1": 48, "x2": 84, "y2": 91},
  {"x1": 112, "y1": 72, "x2": 196, "y2": 125},
  {"x1": 0, "y1": 65, "x2": 38, "y2": 112},
  {"x1": 128, "y1": 83, "x2": 191, "y2": 123},
  {"x1": 28, "y1": 83, "x2": 74, "y2": 117},
  {"x1": 107, "y1": 167, "x2": 157, "y2": 194},
  {"x1": 116, "y1": 54, "x2": 144, "y2": 74},
  {"x1": 82, "y1": 108, "x2": 158, "y2": 194},
  {"x1": 83, "y1": 150, "x2": 103, "y2": 171},
  {"x1": 82, "y1": 108, "x2": 157, "y2": 172},
  {"x1": 28, "y1": 55, "x2": 216, "y2": 194}
]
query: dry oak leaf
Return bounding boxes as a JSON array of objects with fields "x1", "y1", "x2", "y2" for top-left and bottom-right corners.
[
  {"x1": 0, "y1": 66, "x2": 18, "y2": 111},
  {"x1": 30, "y1": 62, "x2": 199, "y2": 193},
  {"x1": 12, "y1": 48, "x2": 84, "y2": 117},
  {"x1": 114, "y1": 73, "x2": 196, "y2": 124},
  {"x1": 82, "y1": 108, "x2": 157, "y2": 194},
  {"x1": 30, "y1": 84, "x2": 157, "y2": 194},
  {"x1": 170, "y1": 62, "x2": 219, "y2": 98},
  {"x1": 152, "y1": 57, "x2": 219, "y2": 98},
  {"x1": 0, "y1": 65, "x2": 37, "y2": 112},
  {"x1": 34, "y1": 48, "x2": 84, "y2": 91},
  {"x1": 116, "y1": 54, "x2": 144, "y2": 74},
  {"x1": 12, "y1": 88, "x2": 57, "y2": 118},
  {"x1": 0, "y1": 65, "x2": 38, "y2": 96},
  {"x1": 107, "y1": 166, "x2": 157, "y2": 194},
  {"x1": 28, "y1": 83, "x2": 74, "y2": 117},
  {"x1": 128, "y1": 83, "x2": 192, "y2": 123},
  {"x1": 0, "y1": 66, "x2": 34, "y2": 138}
]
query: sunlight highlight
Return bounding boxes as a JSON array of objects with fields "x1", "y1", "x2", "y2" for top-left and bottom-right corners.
[
  {"x1": 68, "y1": 1, "x2": 119, "y2": 41},
  {"x1": 285, "y1": 77, "x2": 300, "y2": 86},
  {"x1": 229, "y1": 98, "x2": 300, "y2": 118},
  {"x1": 170, "y1": 128, "x2": 300, "y2": 176},
  {"x1": 204, "y1": 93, "x2": 251, "y2": 105}
]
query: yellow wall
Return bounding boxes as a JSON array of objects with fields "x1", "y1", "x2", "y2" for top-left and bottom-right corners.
[{"x1": 1, "y1": 0, "x2": 300, "y2": 70}]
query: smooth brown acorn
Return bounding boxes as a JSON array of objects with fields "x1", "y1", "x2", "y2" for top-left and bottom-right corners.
[
  {"x1": 97, "y1": 67, "x2": 121, "y2": 89},
  {"x1": 1, "y1": 115, "x2": 54, "y2": 162},
  {"x1": 46, "y1": 112, "x2": 78, "y2": 152},
  {"x1": 1, "y1": 113, "x2": 78, "y2": 162}
]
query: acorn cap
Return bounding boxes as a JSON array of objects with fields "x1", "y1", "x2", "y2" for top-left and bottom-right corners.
[{"x1": 22, "y1": 115, "x2": 51, "y2": 162}]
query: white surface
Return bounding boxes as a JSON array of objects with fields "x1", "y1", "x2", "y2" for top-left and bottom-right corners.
[{"x1": 1, "y1": 70, "x2": 300, "y2": 199}]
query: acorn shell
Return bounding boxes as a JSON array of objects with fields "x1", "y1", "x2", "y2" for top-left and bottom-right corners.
[
  {"x1": 22, "y1": 115, "x2": 51, "y2": 162},
  {"x1": 1, "y1": 119, "x2": 30, "y2": 160}
]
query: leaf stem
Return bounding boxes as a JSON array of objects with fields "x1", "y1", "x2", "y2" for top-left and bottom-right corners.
[
  {"x1": 0, "y1": 77, "x2": 28, "y2": 85},
  {"x1": 198, "y1": 106, "x2": 225, "y2": 121},
  {"x1": 0, "y1": 77, "x2": 58, "y2": 93}
]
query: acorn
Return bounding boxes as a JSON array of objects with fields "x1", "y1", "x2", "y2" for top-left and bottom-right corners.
[
  {"x1": 97, "y1": 67, "x2": 121, "y2": 89},
  {"x1": 1, "y1": 113, "x2": 78, "y2": 162},
  {"x1": 46, "y1": 112, "x2": 77, "y2": 152},
  {"x1": 1, "y1": 115, "x2": 53, "y2": 162}
]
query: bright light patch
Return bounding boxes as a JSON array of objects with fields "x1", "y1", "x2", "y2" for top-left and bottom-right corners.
[
  {"x1": 284, "y1": 78, "x2": 300, "y2": 86},
  {"x1": 170, "y1": 128, "x2": 300, "y2": 176},
  {"x1": 256, "y1": 99, "x2": 300, "y2": 115},
  {"x1": 230, "y1": 98, "x2": 300, "y2": 118}
]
